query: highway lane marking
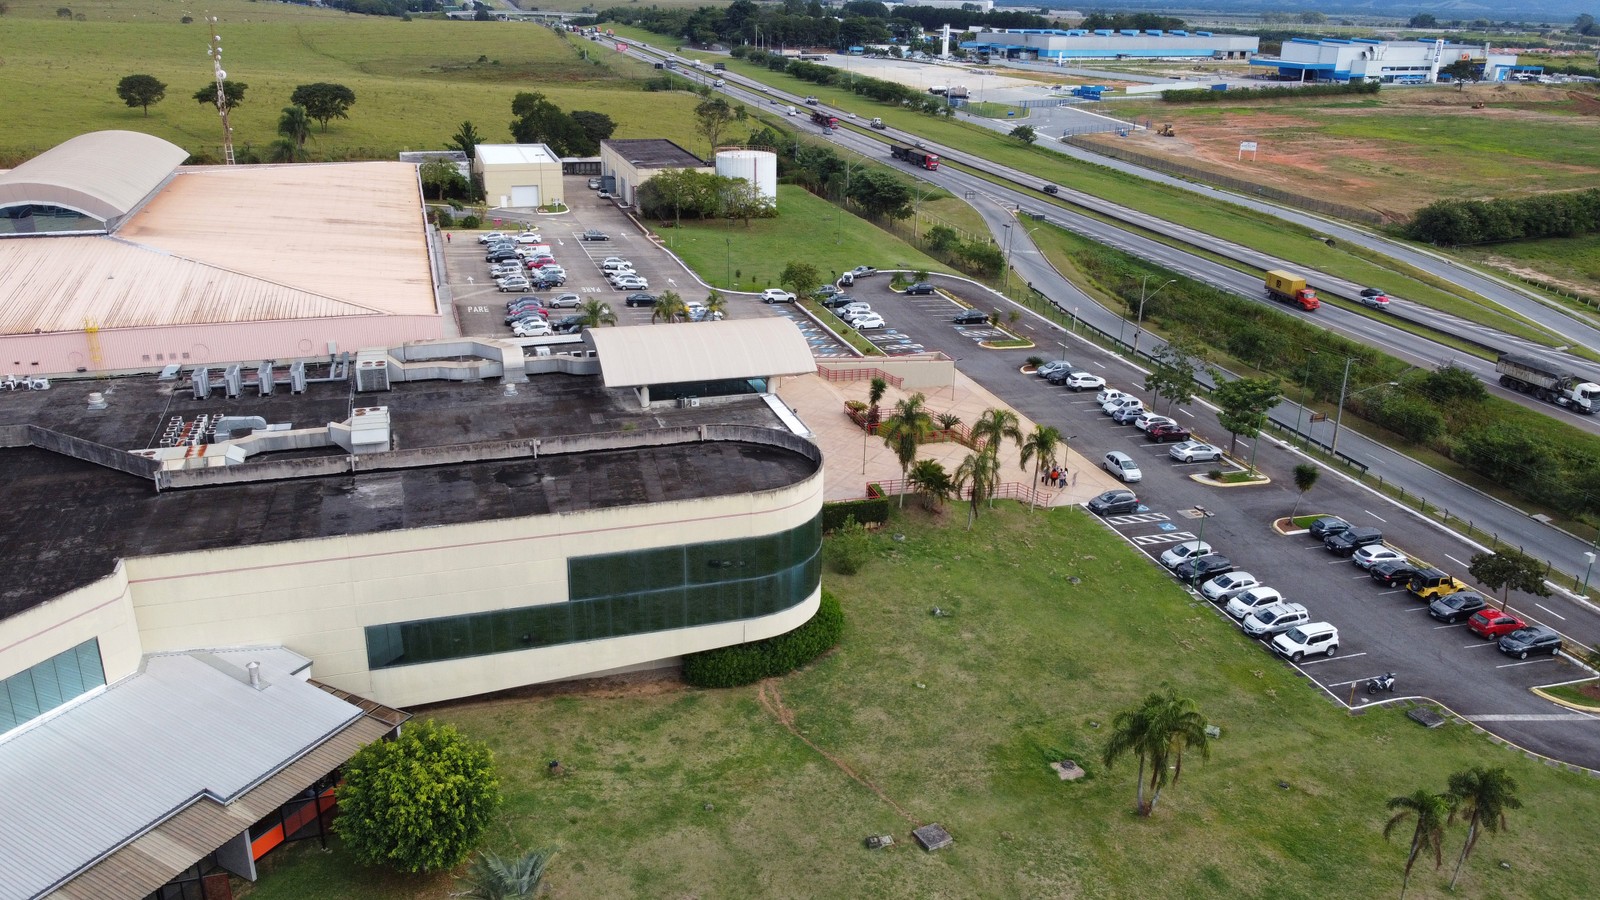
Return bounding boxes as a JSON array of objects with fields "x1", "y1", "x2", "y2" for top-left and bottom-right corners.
[
  {"x1": 1364, "y1": 510, "x2": 1387, "y2": 522},
  {"x1": 1535, "y1": 603, "x2": 1568, "y2": 621},
  {"x1": 1300, "y1": 652, "x2": 1366, "y2": 666},
  {"x1": 1494, "y1": 658, "x2": 1556, "y2": 669},
  {"x1": 1447, "y1": 554, "x2": 1469, "y2": 567}
]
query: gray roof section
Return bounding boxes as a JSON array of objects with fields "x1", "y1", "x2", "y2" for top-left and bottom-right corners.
[
  {"x1": 602, "y1": 138, "x2": 708, "y2": 169},
  {"x1": 0, "y1": 648, "x2": 362, "y2": 900},
  {"x1": 585, "y1": 319, "x2": 816, "y2": 388},
  {"x1": 0, "y1": 131, "x2": 188, "y2": 229}
]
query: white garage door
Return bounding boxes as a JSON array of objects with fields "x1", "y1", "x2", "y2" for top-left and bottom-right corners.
[{"x1": 510, "y1": 185, "x2": 540, "y2": 207}]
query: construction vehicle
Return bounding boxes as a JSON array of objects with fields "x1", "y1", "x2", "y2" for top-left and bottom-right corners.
[
  {"x1": 1496, "y1": 353, "x2": 1600, "y2": 414},
  {"x1": 868, "y1": 117, "x2": 886, "y2": 129},
  {"x1": 1156, "y1": 123, "x2": 1176, "y2": 136},
  {"x1": 947, "y1": 86, "x2": 969, "y2": 99},
  {"x1": 1263, "y1": 270, "x2": 1320, "y2": 311},
  {"x1": 810, "y1": 110, "x2": 839, "y2": 129},
  {"x1": 890, "y1": 145, "x2": 940, "y2": 170}
]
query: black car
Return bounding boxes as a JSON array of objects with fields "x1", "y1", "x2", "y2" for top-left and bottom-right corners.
[
  {"x1": 813, "y1": 285, "x2": 843, "y2": 301},
  {"x1": 485, "y1": 249, "x2": 520, "y2": 263},
  {"x1": 821, "y1": 295, "x2": 855, "y2": 311},
  {"x1": 1360, "y1": 287, "x2": 1386, "y2": 298},
  {"x1": 551, "y1": 315, "x2": 585, "y2": 334},
  {"x1": 1042, "y1": 184, "x2": 1059, "y2": 195},
  {"x1": 1308, "y1": 516, "x2": 1351, "y2": 539},
  {"x1": 1045, "y1": 368, "x2": 1074, "y2": 386},
  {"x1": 1429, "y1": 591, "x2": 1489, "y2": 624},
  {"x1": 1174, "y1": 554, "x2": 1233, "y2": 585},
  {"x1": 1369, "y1": 559, "x2": 1421, "y2": 587},
  {"x1": 1087, "y1": 489, "x2": 1140, "y2": 516},
  {"x1": 625, "y1": 292, "x2": 657, "y2": 308},
  {"x1": 953, "y1": 309, "x2": 989, "y2": 325},
  {"x1": 1325, "y1": 526, "x2": 1384, "y2": 556},
  {"x1": 905, "y1": 282, "x2": 936, "y2": 295},
  {"x1": 1498, "y1": 625, "x2": 1562, "y2": 659},
  {"x1": 533, "y1": 274, "x2": 565, "y2": 288}
]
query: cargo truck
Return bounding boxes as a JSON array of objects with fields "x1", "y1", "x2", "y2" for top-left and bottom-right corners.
[
  {"x1": 1263, "y1": 270, "x2": 1320, "y2": 311},
  {"x1": 1496, "y1": 353, "x2": 1600, "y2": 414},
  {"x1": 890, "y1": 145, "x2": 940, "y2": 170},
  {"x1": 810, "y1": 110, "x2": 839, "y2": 128}
]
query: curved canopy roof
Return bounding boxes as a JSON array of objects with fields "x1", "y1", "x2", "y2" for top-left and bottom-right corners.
[{"x1": 0, "y1": 131, "x2": 187, "y2": 229}]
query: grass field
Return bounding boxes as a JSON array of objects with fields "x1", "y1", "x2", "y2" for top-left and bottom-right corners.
[
  {"x1": 1464, "y1": 234, "x2": 1600, "y2": 298},
  {"x1": 662, "y1": 184, "x2": 950, "y2": 293},
  {"x1": 0, "y1": 1, "x2": 739, "y2": 161},
  {"x1": 243, "y1": 504, "x2": 1600, "y2": 899}
]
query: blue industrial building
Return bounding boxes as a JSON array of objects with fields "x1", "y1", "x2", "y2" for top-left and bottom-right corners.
[{"x1": 960, "y1": 28, "x2": 1259, "y2": 61}]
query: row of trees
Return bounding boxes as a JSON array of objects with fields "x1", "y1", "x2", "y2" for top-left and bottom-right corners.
[
  {"x1": 735, "y1": 48, "x2": 956, "y2": 116},
  {"x1": 637, "y1": 168, "x2": 775, "y2": 224},
  {"x1": 743, "y1": 124, "x2": 917, "y2": 222},
  {"x1": 116, "y1": 75, "x2": 356, "y2": 129},
  {"x1": 508, "y1": 91, "x2": 617, "y2": 157},
  {"x1": 1406, "y1": 188, "x2": 1600, "y2": 246},
  {"x1": 1385, "y1": 767, "x2": 1522, "y2": 896},
  {"x1": 594, "y1": 1, "x2": 1053, "y2": 51}
]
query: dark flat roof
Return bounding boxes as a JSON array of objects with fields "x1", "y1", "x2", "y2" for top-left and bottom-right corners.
[
  {"x1": 0, "y1": 373, "x2": 815, "y2": 620},
  {"x1": 602, "y1": 138, "x2": 707, "y2": 169}
]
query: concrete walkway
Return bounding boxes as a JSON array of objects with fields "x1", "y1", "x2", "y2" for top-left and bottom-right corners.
[{"x1": 777, "y1": 371, "x2": 1120, "y2": 505}]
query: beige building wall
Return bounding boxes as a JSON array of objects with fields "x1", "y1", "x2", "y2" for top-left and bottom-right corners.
[
  {"x1": 0, "y1": 561, "x2": 142, "y2": 683},
  {"x1": 475, "y1": 160, "x2": 564, "y2": 209},
  {"x1": 123, "y1": 467, "x2": 824, "y2": 707}
]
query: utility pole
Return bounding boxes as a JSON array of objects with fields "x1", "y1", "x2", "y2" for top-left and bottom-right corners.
[
  {"x1": 1131, "y1": 276, "x2": 1175, "y2": 359},
  {"x1": 1331, "y1": 357, "x2": 1356, "y2": 454}
]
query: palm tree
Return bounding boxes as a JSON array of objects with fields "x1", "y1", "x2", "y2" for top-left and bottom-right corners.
[
  {"x1": 577, "y1": 299, "x2": 617, "y2": 329},
  {"x1": 702, "y1": 289, "x2": 727, "y2": 322},
  {"x1": 1101, "y1": 686, "x2": 1210, "y2": 816},
  {"x1": 934, "y1": 411, "x2": 962, "y2": 435},
  {"x1": 266, "y1": 137, "x2": 307, "y2": 163},
  {"x1": 867, "y1": 376, "x2": 888, "y2": 430},
  {"x1": 1383, "y1": 789, "x2": 1453, "y2": 900},
  {"x1": 653, "y1": 290, "x2": 687, "y2": 324},
  {"x1": 1019, "y1": 425, "x2": 1063, "y2": 511},
  {"x1": 880, "y1": 393, "x2": 934, "y2": 507},
  {"x1": 908, "y1": 458, "x2": 954, "y2": 510},
  {"x1": 953, "y1": 449, "x2": 1000, "y2": 530},
  {"x1": 1291, "y1": 463, "x2": 1320, "y2": 517},
  {"x1": 277, "y1": 105, "x2": 311, "y2": 149},
  {"x1": 970, "y1": 408, "x2": 1022, "y2": 507},
  {"x1": 1445, "y1": 766, "x2": 1521, "y2": 890},
  {"x1": 459, "y1": 848, "x2": 554, "y2": 900}
]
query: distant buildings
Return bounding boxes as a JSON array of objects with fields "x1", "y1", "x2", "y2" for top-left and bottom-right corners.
[
  {"x1": 1251, "y1": 38, "x2": 1520, "y2": 83},
  {"x1": 961, "y1": 27, "x2": 1258, "y2": 61}
]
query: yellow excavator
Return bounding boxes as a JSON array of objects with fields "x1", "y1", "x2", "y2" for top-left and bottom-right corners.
[{"x1": 1156, "y1": 123, "x2": 1176, "y2": 137}]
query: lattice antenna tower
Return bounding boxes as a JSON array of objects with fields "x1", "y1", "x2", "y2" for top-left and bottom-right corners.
[{"x1": 206, "y1": 15, "x2": 236, "y2": 165}]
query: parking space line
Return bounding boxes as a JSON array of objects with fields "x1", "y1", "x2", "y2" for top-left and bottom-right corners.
[
  {"x1": 1446, "y1": 554, "x2": 1468, "y2": 567},
  {"x1": 1433, "y1": 623, "x2": 1466, "y2": 630},
  {"x1": 1326, "y1": 674, "x2": 1389, "y2": 687},
  {"x1": 1535, "y1": 603, "x2": 1567, "y2": 621},
  {"x1": 1462, "y1": 642, "x2": 1497, "y2": 649},
  {"x1": 1300, "y1": 651, "x2": 1366, "y2": 666},
  {"x1": 1364, "y1": 510, "x2": 1387, "y2": 522},
  {"x1": 1494, "y1": 658, "x2": 1555, "y2": 668},
  {"x1": 1378, "y1": 589, "x2": 1408, "y2": 595}
]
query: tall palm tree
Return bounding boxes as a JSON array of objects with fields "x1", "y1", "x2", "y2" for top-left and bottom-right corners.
[
  {"x1": 971, "y1": 407, "x2": 1022, "y2": 456},
  {"x1": 953, "y1": 449, "x2": 1000, "y2": 530},
  {"x1": 1101, "y1": 686, "x2": 1210, "y2": 816},
  {"x1": 1018, "y1": 425, "x2": 1062, "y2": 511},
  {"x1": 459, "y1": 848, "x2": 554, "y2": 900},
  {"x1": 880, "y1": 392, "x2": 934, "y2": 507},
  {"x1": 1383, "y1": 789, "x2": 1453, "y2": 900},
  {"x1": 908, "y1": 458, "x2": 954, "y2": 510},
  {"x1": 867, "y1": 376, "x2": 888, "y2": 430},
  {"x1": 1445, "y1": 766, "x2": 1521, "y2": 890},
  {"x1": 653, "y1": 290, "x2": 688, "y2": 324},
  {"x1": 577, "y1": 299, "x2": 617, "y2": 329},
  {"x1": 702, "y1": 289, "x2": 727, "y2": 322},
  {"x1": 277, "y1": 105, "x2": 311, "y2": 149}
]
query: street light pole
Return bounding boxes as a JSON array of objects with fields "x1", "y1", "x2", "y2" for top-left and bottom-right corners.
[
  {"x1": 1292, "y1": 350, "x2": 1317, "y2": 447},
  {"x1": 1331, "y1": 357, "x2": 1357, "y2": 454},
  {"x1": 1002, "y1": 223, "x2": 1014, "y2": 295},
  {"x1": 1130, "y1": 276, "x2": 1176, "y2": 359},
  {"x1": 1584, "y1": 551, "x2": 1596, "y2": 597}
]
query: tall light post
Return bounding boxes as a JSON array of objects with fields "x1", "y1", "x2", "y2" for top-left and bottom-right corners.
[
  {"x1": 1292, "y1": 350, "x2": 1318, "y2": 446},
  {"x1": 1002, "y1": 223, "x2": 1014, "y2": 295},
  {"x1": 1333, "y1": 371, "x2": 1399, "y2": 454},
  {"x1": 1130, "y1": 276, "x2": 1176, "y2": 359}
]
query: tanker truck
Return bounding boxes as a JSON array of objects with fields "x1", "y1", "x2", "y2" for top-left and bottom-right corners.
[{"x1": 1496, "y1": 353, "x2": 1600, "y2": 414}]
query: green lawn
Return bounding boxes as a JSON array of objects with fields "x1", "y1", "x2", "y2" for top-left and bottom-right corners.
[
  {"x1": 1463, "y1": 234, "x2": 1600, "y2": 299},
  {"x1": 244, "y1": 503, "x2": 1600, "y2": 899},
  {"x1": 661, "y1": 184, "x2": 949, "y2": 293}
]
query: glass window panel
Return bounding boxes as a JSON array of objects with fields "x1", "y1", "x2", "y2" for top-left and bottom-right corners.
[
  {"x1": 30, "y1": 660, "x2": 64, "y2": 711},
  {"x1": 6, "y1": 674, "x2": 41, "y2": 724},
  {"x1": 52, "y1": 651, "x2": 87, "y2": 698},
  {"x1": 77, "y1": 639, "x2": 106, "y2": 689},
  {"x1": 0, "y1": 683, "x2": 17, "y2": 733}
]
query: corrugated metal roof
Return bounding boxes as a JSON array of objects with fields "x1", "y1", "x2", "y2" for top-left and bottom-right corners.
[
  {"x1": 0, "y1": 132, "x2": 187, "y2": 226},
  {"x1": 0, "y1": 648, "x2": 366, "y2": 900},
  {"x1": 476, "y1": 143, "x2": 559, "y2": 166},
  {"x1": 584, "y1": 318, "x2": 815, "y2": 388}
]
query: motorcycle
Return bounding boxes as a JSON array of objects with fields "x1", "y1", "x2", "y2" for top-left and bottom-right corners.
[{"x1": 1366, "y1": 672, "x2": 1396, "y2": 694}]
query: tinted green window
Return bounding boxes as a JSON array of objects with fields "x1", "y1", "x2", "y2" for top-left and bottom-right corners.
[
  {"x1": 0, "y1": 639, "x2": 105, "y2": 733},
  {"x1": 365, "y1": 515, "x2": 821, "y2": 670}
]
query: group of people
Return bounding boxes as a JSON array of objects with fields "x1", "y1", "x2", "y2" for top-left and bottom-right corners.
[{"x1": 1041, "y1": 467, "x2": 1070, "y2": 488}]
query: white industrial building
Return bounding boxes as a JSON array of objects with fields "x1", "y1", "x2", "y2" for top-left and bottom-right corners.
[
  {"x1": 472, "y1": 142, "x2": 566, "y2": 209},
  {"x1": 961, "y1": 27, "x2": 1258, "y2": 61},
  {"x1": 1250, "y1": 38, "x2": 1519, "y2": 84}
]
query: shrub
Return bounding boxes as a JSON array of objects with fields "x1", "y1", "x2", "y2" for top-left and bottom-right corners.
[
  {"x1": 825, "y1": 515, "x2": 872, "y2": 575},
  {"x1": 681, "y1": 591, "x2": 844, "y2": 688},
  {"x1": 822, "y1": 497, "x2": 888, "y2": 531},
  {"x1": 458, "y1": 214, "x2": 481, "y2": 229}
]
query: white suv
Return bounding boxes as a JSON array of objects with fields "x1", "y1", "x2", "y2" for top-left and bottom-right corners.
[
  {"x1": 1272, "y1": 622, "x2": 1340, "y2": 662},
  {"x1": 761, "y1": 289, "x2": 796, "y2": 304},
  {"x1": 1224, "y1": 586, "x2": 1284, "y2": 620},
  {"x1": 1241, "y1": 602, "x2": 1310, "y2": 637},
  {"x1": 1159, "y1": 540, "x2": 1212, "y2": 569}
]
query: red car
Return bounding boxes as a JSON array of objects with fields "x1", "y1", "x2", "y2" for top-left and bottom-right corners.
[
  {"x1": 1467, "y1": 609, "x2": 1527, "y2": 639},
  {"x1": 1146, "y1": 423, "x2": 1193, "y2": 443}
]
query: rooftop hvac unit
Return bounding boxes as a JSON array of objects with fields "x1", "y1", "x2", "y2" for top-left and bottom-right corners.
[
  {"x1": 257, "y1": 361, "x2": 276, "y2": 397},
  {"x1": 191, "y1": 367, "x2": 212, "y2": 400},
  {"x1": 223, "y1": 364, "x2": 243, "y2": 399},
  {"x1": 690, "y1": 398, "x2": 701, "y2": 407},
  {"x1": 288, "y1": 360, "x2": 308, "y2": 394},
  {"x1": 354, "y1": 353, "x2": 391, "y2": 392}
]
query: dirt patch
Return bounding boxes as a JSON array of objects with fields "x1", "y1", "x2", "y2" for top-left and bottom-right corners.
[
  {"x1": 413, "y1": 666, "x2": 689, "y2": 714},
  {"x1": 1480, "y1": 257, "x2": 1597, "y2": 296}
]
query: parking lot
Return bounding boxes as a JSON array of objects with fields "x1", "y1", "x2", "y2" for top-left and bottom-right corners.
[{"x1": 846, "y1": 274, "x2": 1600, "y2": 769}]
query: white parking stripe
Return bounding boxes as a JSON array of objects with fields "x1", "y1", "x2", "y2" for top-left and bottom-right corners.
[
  {"x1": 1494, "y1": 658, "x2": 1555, "y2": 668},
  {"x1": 1300, "y1": 651, "x2": 1366, "y2": 666},
  {"x1": 1535, "y1": 603, "x2": 1567, "y2": 621},
  {"x1": 1463, "y1": 642, "x2": 1497, "y2": 649},
  {"x1": 1446, "y1": 554, "x2": 1469, "y2": 567},
  {"x1": 1364, "y1": 510, "x2": 1387, "y2": 522}
]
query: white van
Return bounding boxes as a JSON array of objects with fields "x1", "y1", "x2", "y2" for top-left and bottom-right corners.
[{"x1": 786, "y1": 106, "x2": 798, "y2": 116}]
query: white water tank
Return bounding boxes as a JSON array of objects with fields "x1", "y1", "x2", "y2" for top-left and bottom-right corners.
[{"x1": 714, "y1": 149, "x2": 778, "y2": 204}]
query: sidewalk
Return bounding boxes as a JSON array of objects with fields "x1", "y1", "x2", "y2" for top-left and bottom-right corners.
[{"x1": 778, "y1": 370, "x2": 1119, "y2": 504}]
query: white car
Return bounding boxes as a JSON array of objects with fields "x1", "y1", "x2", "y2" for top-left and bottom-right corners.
[
  {"x1": 1103, "y1": 397, "x2": 1143, "y2": 417},
  {"x1": 613, "y1": 275, "x2": 648, "y2": 290},
  {"x1": 849, "y1": 313, "x2": 886, "y2": 330},
  {"x1": 1036, "y1": 360, "x2": 1071, "y2": 378},
  {"x1": 512, "y1": 319, "x2": 552, "y2": 337},
  {"x1": 1096, "y1": 388, "x2": 1129, "y2": 406},
  {"x1": 598, "y1": 190, "x2": 613, "y2": 199},
  {"x1": 601, "y1": 257, "x2": 630, "y2": 268},
  {"x1": 1241, "y1": 602, "x2": 1311, "y2": 637},
  {"x1": 606, "y1": 270, "x2": 639, "y2": 285},
  {"x1": 489, "y1": 263, "x2": 523, "y2": 278},
  {"x1": 839, "y1": 302, "x2": 872, "y2": 318},
  {"x1": 1103, "y1": 450, "x2": 1141, "y2": 483},
  {"x1": 1169, "y1": 441, "x2": 1224, "y2": 463},
  {"x1": 1272, "y1": 622, "x2": 1340, "y2": 661},
  {"x1": 477, "y1": 231, "x2": 509, "y2": 244},
  {"x1": 538, "y1": 266, "x2": 568, "y2": 279},
  {"x1": 761, "y1": 288, "x2": 796, "y2": 304},
  {"x1": 686, "y1": 304, "x2": 724, "y2": 322},
  {"x1": 1200, "y1": 571, "x2": 1261, "y2": 603},
  {"x1": 1353, "y1": 545, "x2": 1407, "y2": 570},
  {"x1": 515, "y1": 232, "x2": 544, "y2": 244},
  {"x1": 1065, "y1": 372, "x2": 1105, "y2": 391},
  {"x1": 1159, "y1": 540, "x2": 1213, "y2": 569},
  {"x1": 1134, "y1": 413, "x2": 1175, "y2": 432},
  {"x1": 1225, "y1": 586, "x2": 1286, "y2": 620}
]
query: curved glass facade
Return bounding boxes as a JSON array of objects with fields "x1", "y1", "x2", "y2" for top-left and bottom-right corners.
[
  {"x1": 365, "y1": 514, "x2": 821, "y2": 670},
  {"x1": 0, "y1": 204, "x2": 105, "y2": 236}
]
